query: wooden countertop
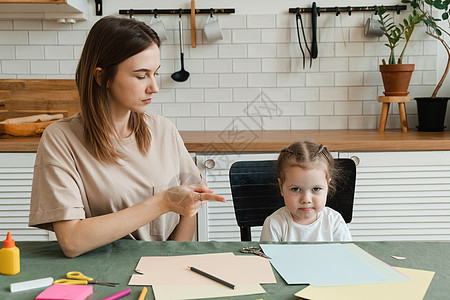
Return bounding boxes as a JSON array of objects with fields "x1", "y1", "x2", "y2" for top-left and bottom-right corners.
[
  {"x1": 2, "y1": 129, "x2": 450, "y2": 152},
  {"x1": 2, "y1": 79, "x2": 449, "y2": 153}
]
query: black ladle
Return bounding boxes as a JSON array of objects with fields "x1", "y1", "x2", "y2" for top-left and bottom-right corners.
[{"x1": 171, "y1": 13, "x2": 190, "y2": 82}]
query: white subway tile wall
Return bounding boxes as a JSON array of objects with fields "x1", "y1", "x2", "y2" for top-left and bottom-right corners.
[
  {"x1": 0, "y1": 12, "x2": 437, "y2": 130},
  {"x1": 0, "y1": 46, "x2": 15, "y2": 59},
  {"x1": 0, "y1": 20, "x2": 13, "y2": 30},
  {"x1": 16, "y1": 46, "x2": 44, "y2": 59}
]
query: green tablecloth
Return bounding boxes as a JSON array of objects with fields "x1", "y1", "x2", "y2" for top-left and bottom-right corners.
[{"x1": 0, "y1": 240, "x2": 448, "y2": 299}]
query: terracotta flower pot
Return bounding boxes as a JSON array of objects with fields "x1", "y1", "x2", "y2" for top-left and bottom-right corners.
[{"x1": 379, "y1": 64, "x2": 415, "y2": 96}]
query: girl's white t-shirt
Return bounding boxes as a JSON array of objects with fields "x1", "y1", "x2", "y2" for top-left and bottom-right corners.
[{"x1": 260, "y1": 206, "x2": 352, "y2": 242}]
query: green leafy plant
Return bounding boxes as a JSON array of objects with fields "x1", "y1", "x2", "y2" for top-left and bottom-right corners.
[
  {"x1": 402, "y1": 0, "x2": 450, "y2": 97},
  {"x1": 377, "y1": 5, "x2": 426, "y2": 64}
]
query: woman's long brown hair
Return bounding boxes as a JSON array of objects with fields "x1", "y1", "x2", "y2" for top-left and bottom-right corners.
[{"x1": 76, "y1": 16, "x2": 160, "y2": 164}]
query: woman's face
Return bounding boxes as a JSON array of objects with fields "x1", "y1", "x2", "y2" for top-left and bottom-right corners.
[{"x1": 106, "y1": 44, "x2": 160, "y2": 118}]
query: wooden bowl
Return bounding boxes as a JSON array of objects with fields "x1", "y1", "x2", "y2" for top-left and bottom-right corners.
[{"x1": 0, "y1": 120, "x2": 56, "y2": 137}]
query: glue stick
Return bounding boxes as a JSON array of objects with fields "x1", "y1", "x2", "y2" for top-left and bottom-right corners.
[{"x1": 0, "y1": 232, "x2": 20, "y2": 275}]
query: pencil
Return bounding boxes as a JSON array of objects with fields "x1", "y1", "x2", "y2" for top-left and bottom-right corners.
[
  {"x1": 138, "y1": 287, "x2": 147, "y2": 300},
  {"x1": 188, "y1": 266, "x2": 235, "y2": 289}
]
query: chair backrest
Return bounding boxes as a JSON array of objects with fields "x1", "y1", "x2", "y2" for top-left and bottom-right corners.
[{"x1": 229, "y1": 158, "x2": 357, "y2": 241}]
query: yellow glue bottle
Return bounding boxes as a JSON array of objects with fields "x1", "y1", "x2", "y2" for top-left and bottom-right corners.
[{"x1": 0, "y1": 232, "x2": 20, "y2": 275}]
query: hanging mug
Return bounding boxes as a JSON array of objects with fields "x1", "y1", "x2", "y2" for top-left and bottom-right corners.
[
  {"x1": 364, "y1": 13, "x2": 383, "y2": 37},
  {"x1": 203, "y1": 15, "x2": 223, "y2": 42},
  {"x1": 149, "y1": 15, "x2": 168, "y2": 41}
]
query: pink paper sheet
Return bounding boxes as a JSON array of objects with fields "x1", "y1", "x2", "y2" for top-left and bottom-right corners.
[
  {"x1": 129, "y1": 253, "x2": 276, "y2": 286},
  {"x1": 36, "y1": 284, "x2": 93, "y2": 300}
]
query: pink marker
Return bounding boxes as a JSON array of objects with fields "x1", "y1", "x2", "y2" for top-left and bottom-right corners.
[{"x1": 102, "y1": 288, "x2": 131, "y2": 300}]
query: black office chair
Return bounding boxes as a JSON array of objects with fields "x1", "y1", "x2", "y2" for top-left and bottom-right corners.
[{"x1": 229, "y1": 159, "x2": 357, "y2": 241}]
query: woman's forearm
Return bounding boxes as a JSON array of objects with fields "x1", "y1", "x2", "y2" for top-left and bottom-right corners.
[
  {"x1": 53, "y1": 192, "x2": 169, "y2": 258},
  {"x1": 53, "y1": 184, "x2": 225, "y2": 257},
  {"x1": 169, "y1": 215, "x2": 196, "y2": 241}
]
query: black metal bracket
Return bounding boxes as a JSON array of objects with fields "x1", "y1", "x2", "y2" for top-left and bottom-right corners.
[
  {"x1": 94, "y1": 0, "x2": 102, "y2": 16},
  {"x1": 119, "y1": 8, "x2": 235, "y2": 17},
  {"x1": 289, "y1": 5, "x2": 406, "y2": 15}
]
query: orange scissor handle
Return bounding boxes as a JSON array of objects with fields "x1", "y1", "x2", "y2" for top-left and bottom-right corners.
[
  {"x1": 67, "y1": 271, "x2": 93, "y2": 281},
  {"x1": 53, "y1": 271, "x2": 93, "y2": 285},
  {"x1": 53, "y1": 279, "x2": 88, "y2": 285}
]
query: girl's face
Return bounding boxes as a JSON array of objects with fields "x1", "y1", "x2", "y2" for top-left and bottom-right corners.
[
  {"x1": 278, "y1": 164, "x2": 329, "y2": 225},
  {"x1": 106, "y1": 44, "x2": 160, "y2": 119}
]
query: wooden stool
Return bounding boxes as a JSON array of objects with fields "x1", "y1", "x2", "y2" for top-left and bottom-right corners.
[{"x1": 378, "y1": 96, "x2": 411, "y2": 133}]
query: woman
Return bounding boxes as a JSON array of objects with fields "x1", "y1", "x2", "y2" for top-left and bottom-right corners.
[{"x1": 29, "y1": 16, "x2": 225, "y2": 258}]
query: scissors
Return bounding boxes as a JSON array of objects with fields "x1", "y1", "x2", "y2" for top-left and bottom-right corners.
[
  {"x1": 54, "y1": 271, "x2": 119, "y2": 287},
  {"x1": 239, "y1": 246, "x2": 271, "y2": 259}
]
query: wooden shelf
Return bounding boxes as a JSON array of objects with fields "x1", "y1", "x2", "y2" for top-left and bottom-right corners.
[
  {"x1": 1, "y1": 79, "x2": 450, "y2": 153},
  {"x1": 0, "y1": 0, "x2": 87, "y2": 21},
  {"x1": 3, "y1": 129, "x2": 450, "y2": 153},
  {"x1": 181, "y1": 129, "x2": 450, "y2": 152}
]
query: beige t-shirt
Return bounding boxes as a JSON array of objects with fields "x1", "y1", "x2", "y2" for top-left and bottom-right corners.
[{"x1": 29, "y1": 113, "x2": 202, "y2": 241}]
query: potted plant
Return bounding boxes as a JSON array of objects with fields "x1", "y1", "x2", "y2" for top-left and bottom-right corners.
[
  {"x1": 402, "y1": 0, "x2": 450, "y2": 131},
  {"x1": 377, "y1": 5, "x2": 426, "y2": 96}
]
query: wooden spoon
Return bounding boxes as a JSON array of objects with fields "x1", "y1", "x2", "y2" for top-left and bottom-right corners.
[{"x1": 190, "y1": 0, "x2": 196, "y2": 48}]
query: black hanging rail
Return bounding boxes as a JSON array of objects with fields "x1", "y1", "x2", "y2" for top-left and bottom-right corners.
[
  {"x1": 289, "y1": 5, "x2": 407, "y2": 16},
  {"x1": 119, "y1": 8, "x2": 235, "y2": 17}
]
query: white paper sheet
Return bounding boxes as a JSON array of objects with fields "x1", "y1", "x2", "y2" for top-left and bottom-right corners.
[{"x1": 260, "y1": 243, "x2": 409, "y2": 286}]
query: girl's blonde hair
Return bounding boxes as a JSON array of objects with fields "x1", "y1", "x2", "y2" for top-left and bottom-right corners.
[
  {"x1": 76, "y1": 16, "x2": 160, "y2": 164},
  {"x1": 277, "y1": 141, "x2": 337, "y2": 197}
]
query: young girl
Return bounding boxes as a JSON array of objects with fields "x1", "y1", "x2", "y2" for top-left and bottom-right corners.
[{"x1": 260, "y1": 141, "x2": 352, "y2": 242}]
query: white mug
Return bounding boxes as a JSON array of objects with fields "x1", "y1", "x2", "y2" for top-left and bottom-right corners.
[
  {"x1": 364, "y1": 13, "x2": 383, "y2": 37},
  {"x1": 149, "y1": 15, "x2": 168, "y2": 41},
  {"x1": 203, "y1": 15, "x2": 223, "y2": 42}
]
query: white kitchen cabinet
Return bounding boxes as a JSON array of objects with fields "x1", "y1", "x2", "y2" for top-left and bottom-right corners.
[
  {"x1": 196, "y1": 153, "x2": 279, "y2": 242},
  {"x1": 2, "y1": 150, "x2": 450, "y2": 243},
  {"x1": 197, "y1": 151, "x2": 450, "y2": 242},
  {"x1": 340, "y1": 151, "x2": 450, "y2": 241},
  {"x1": 0, "y1": 153, "x2": 55, "y2": 241}
]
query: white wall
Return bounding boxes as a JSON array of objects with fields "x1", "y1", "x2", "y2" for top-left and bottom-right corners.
[{"x1": 0, "y1": 0, "x2": 443, "y2": 130}]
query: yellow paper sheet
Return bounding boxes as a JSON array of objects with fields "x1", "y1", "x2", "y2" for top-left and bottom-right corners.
[
  {"x1": 152, "y1": 284, "x2": 265, "y2": 300},
  {"x1": 295, "y1": 267, "x2": 434, "y2": 300},
  {"x1": 128, "y1": 253, "x2": 276, "y2": 286}
]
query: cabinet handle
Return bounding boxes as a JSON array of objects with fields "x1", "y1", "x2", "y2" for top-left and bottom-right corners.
[
  {"x1": 204, "y1": 159, "x2": 216, "y2": 169},
  {"x1": 350, "y1": 156, "x2": 360, "y2": 166}
]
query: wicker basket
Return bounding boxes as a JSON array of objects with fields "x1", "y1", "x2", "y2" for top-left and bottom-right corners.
[{"x1": 0, "y1": 121, "x2": 56, "y2": 137}]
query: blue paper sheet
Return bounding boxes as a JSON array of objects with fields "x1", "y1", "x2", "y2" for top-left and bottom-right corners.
[{"x1": 260, "y1": 243, "x2": 409, "y2": 286}]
